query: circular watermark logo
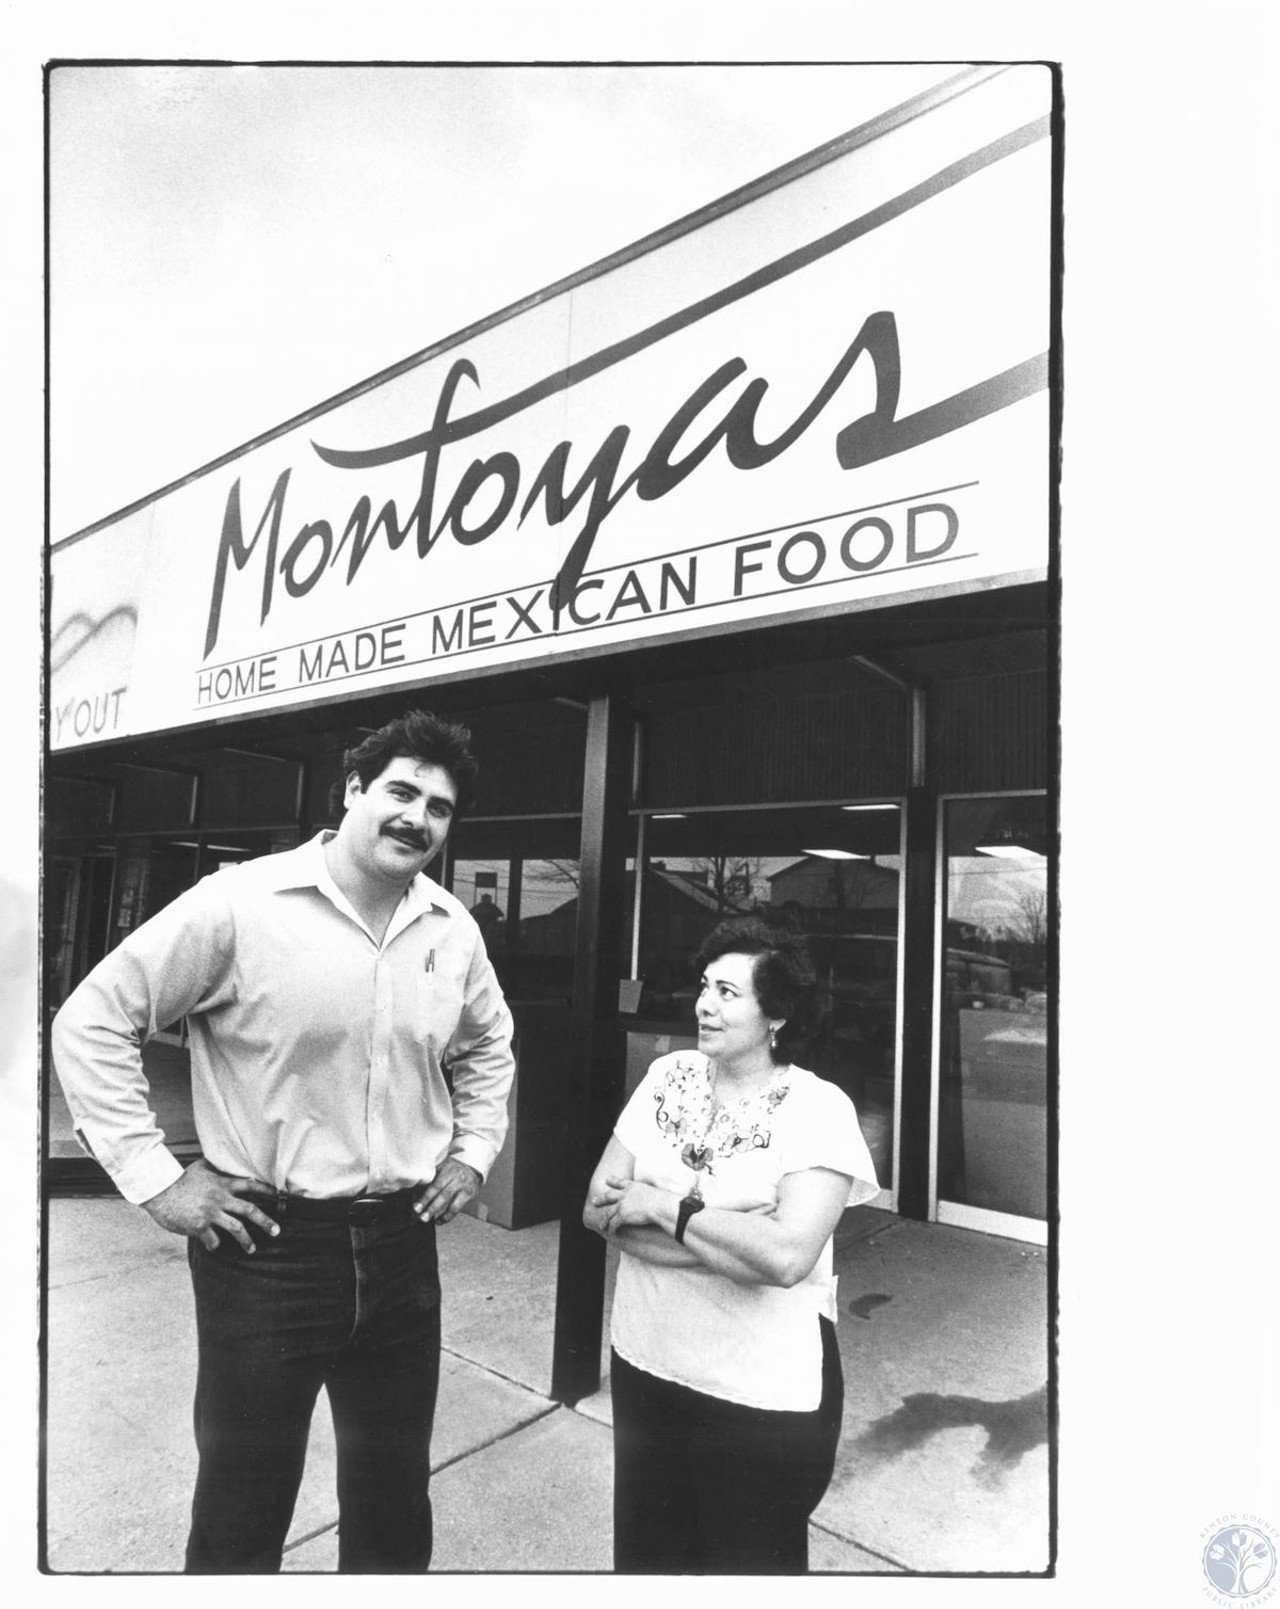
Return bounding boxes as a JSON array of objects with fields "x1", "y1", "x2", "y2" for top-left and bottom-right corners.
[{"x1": 1203, "y1": 1520, "x2": 1278, "y2": 1601}]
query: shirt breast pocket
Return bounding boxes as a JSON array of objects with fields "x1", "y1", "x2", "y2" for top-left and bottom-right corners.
[{"x1": 416, "y1": 966, "x2": 465, "y2": 1054}]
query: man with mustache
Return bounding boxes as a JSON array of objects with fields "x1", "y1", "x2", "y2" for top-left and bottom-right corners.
[{"x1": 51, "y1": 710, "x2": 515, "y2": 1573}]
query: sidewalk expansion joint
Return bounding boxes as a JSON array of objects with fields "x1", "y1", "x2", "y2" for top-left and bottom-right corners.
[
  {"x1": 439, "y1": 1344, "x2": 555, "y2": 1400},
  {"x1": 808, "y1": 1516, "x2": 911, "y2": 1572},
  {"x1": 49, "y1": 1253, "x2": 188, "y2": 1290},
  {"x1": 282, "y1": 1519, "x2": 338, "y2": 1554},
  {"x1": 430, "y1": 1400, "x2": 563, "y2": 1478},
  {"x1": 279, "y1": 1404, "x2": 565, "y2": 1558}
]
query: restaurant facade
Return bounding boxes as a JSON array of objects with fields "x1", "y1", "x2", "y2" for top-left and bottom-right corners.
[{"x1": 46, "y1": 64, "x2": 1057, "y2": 1400}]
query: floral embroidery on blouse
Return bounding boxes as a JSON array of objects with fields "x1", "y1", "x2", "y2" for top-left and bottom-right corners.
[{"x1": 651, "y1": 1054, "x2": 791, "y2": 1178}]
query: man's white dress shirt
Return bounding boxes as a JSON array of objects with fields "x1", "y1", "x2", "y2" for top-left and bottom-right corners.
[{"x1": 52, "y1": 833, "x2": 515, "y2": 1205}]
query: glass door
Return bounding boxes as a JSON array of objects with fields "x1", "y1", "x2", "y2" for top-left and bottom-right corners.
[
  {"x1": 935, "y1": 793, "x2": 1050, "y2": 1240},
  {"x1": 45, "y1": 852, "x2": 118, "y2": 1176},
  {"x1": 627, "y1": 801, "x2": 902, "y2": 1202},
  {"x1": 446, "y1": 815, "x2": 585, "y2": 1007},
  {"x1": 444, "y1": 814, "x2": 585, "y2": 1230},
  {"x1": 45, "y1": 851, "x2": 115, "y2": 1013}
]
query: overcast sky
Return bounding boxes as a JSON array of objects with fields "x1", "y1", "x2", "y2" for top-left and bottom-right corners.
[{"x1": 48, "y1": 62, "x2": 959, "y2": 541}]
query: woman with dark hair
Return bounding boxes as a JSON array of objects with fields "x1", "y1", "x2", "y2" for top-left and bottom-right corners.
[{"x1": 585, "y1": 915, "x2": 878, "y2": 1575}]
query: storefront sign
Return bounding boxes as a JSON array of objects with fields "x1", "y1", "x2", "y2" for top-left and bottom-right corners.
[{"x1": 51, "y1": 65, "x2": 1052, "y2": 749}]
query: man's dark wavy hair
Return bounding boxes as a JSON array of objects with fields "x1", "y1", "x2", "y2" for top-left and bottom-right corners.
[
  {"x1": 693, "y1": 915, "x2": 822, "y2": 1064},
  {"x1": 329, "y1": 710, "x2": 479, "y2": 817}
]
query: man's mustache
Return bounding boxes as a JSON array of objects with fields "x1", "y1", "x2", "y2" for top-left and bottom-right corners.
[{"x1": 383, "y1": 828, "x2": 430, "y2": 851}]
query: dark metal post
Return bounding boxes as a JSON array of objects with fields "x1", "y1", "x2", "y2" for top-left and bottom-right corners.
[
  {"x1": 551, "y1": 692, "x2": 631, "y2": 1404},
  {"x1": 294, "y1": 759, "x2": 310, "y2": 840},
  {"x1": 506, "y1": 857, "x2": 523, "y2": 942},
  {"x1": 897, "y1": 686, "x2": 937, "y2": 1220}
]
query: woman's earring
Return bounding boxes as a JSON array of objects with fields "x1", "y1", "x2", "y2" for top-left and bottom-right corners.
[{"x1": 769, "y1": 1026, "x2": 778, "y2": 1051}]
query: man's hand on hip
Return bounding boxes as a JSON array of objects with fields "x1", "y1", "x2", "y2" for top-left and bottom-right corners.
[
  {"x1": 414, "y1": 1159, "x2": 482, "y2": 1225},
  {"x1": 142, "y1": 1158, "x2": 280, "y2": 1253}
]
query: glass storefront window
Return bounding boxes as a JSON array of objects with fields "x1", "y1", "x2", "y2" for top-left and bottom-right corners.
[
  {"x1": 447, "y1": 811, "x2": 585, "y2": 1006},
  {"x1": 629, "y1": 802, "x2": 901, "y2": 1192},
  {"x1": 449, "y1": 853, "x2": 582, "y2": 1003},
  {"x1": 450, "y1": 858, "x2": 515, "y2": 951},
  {"x1": 443, "y1": 823, "x2": 586, "y2": 1228},
  {"x1": 111, "y1": 829, "x2": 293, "y2": 938},
  {"x1": 938, "y1": 795, "x2": 1049, "y2": 1222},
  {"x1": 45, "y1": 852, "x2": 115, "y2": 1012}
]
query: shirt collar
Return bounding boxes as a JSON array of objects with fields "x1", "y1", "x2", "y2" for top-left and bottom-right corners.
[{"x1": 262, "y1": 830, "x2": 450, "y2": 918}]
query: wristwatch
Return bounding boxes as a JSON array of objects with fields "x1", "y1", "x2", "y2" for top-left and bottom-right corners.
[{"x1": 675, "y1": 1189, "x2": 705, "y2": 1244}]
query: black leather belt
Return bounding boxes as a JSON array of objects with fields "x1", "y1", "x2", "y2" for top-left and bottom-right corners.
[{"x1": 256, "y1": 1187, "x2": 418, "y2": 1223}]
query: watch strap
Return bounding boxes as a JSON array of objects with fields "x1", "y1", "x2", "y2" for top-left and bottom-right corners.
[{"x1": 675, "y1": 1191, "x2": 705, "y2": 1244}]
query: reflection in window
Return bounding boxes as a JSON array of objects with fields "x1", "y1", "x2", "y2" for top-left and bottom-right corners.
[
  {"x1": 450, "y1": 855, "x2": 582, "y2": 1003},
  {"x1": 938, "y1": 796, "x2": 1049, "y2": 1220},
  {"x1": 628, "y1": 804, "x2": 901, "y2": 1191},
  {"x1": 45, "y1": 854, "x2": 114, "y2": 1012}
]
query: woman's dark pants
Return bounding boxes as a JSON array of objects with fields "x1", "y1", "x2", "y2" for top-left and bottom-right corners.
[
  {"x1": 184, "y1": 1194, "x2": 440, "y2": 1574},
  {"x1": 611, "y1": 1316, "x2": 844, "y2": 1574}
]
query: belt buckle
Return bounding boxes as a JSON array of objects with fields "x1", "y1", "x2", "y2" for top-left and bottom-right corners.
[{"x1": 349, "y1": 1194, "x2": 385, "y2": 1223}]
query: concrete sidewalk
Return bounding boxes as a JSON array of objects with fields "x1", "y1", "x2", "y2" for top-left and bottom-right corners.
[{"x1": 41, "y1": 1199, "x2": 1050, "y2": 1575}]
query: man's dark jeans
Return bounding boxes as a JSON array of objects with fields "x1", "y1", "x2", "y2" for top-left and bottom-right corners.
[{"x1": 184, "y1": 1193, "x2": 440, "y2": 1573}]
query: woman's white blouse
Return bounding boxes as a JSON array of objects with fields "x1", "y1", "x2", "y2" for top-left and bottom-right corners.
[{"x1": 609, "y1": 1052, "x2": 879, "y2": 1412}]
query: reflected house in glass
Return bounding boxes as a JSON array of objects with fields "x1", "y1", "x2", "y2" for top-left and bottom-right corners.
[
  {"x1": 938, "y1": 796, "x2": 1049, "y2": 1220},
  {"x1": 768, "y1": 854, "x2": 899, "y2": 925}
]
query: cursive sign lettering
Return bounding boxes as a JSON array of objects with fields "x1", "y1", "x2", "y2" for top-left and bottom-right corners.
[{"x1": 203, "y1": 311, "x2": 1046, "y2": 659}]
